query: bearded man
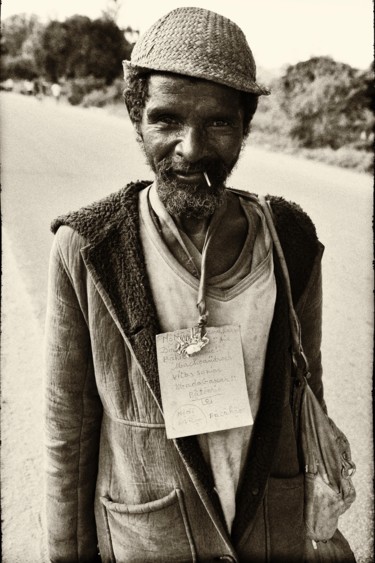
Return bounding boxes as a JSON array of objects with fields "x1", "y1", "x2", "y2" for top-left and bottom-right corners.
[{"x1": 44, "y1": 7, "x2": 355, "y2": 563}]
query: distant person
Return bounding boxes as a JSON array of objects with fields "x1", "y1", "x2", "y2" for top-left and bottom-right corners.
[
  {"x1": 23, "y1": 80, "x2": 34, "y2": 95},
  {"x1": 40, "y1": 80, "x2": 49, "y2": 97},
  {"x1": 51, "y1": 82, "x2": 61, "y2": 102},
  {"x1": 44, "y1": 7, "x2": 356, "y2": 562},
  {"x1": 33, "y1": 78, "x2": 43, "y2": 100},
  {"x1": 2, "y1": 78, "x2": 14, "y2": 91}
]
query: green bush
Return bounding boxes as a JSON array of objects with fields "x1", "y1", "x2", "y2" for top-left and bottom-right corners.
[
  {"x1": 81, "y1": 78, "x2": 124, "y2": 107},
  {"x1": 279, "y1": 57, "x2": 373, "y2": 150},
  {"x1": 297, "y1": 146, "x2": 372, "y2": 173},
  {"x1": 41, "y1": 16, "x2": 131, "y2": 83},
  {"x1": 66, "y1": 76, "x2": 106, "y2": 105},
  {"x1": 2, "y1": 54, "x2": 38, "y2": 80}
]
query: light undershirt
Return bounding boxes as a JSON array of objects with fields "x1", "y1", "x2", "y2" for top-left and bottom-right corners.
[{"x1": 139, "y1": 185, "x2": 276, "y2": 531}]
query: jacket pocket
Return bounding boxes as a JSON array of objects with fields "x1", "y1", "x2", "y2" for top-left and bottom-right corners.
[
  {"x1": 99, "y1": 488, "x2": 197, "y2": 563},
  {"x1": 266, "y1": 473, "x2": 305, "y2": 561}
]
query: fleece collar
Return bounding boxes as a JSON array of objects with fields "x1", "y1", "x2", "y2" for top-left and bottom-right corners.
[{"x1": 52, "y1": 181, "x2": 322, "y2": 541}]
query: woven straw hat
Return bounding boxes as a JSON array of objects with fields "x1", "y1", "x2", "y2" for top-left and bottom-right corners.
[{"x1": 123, "y1": 7, "x2": 270, "y2": 95}]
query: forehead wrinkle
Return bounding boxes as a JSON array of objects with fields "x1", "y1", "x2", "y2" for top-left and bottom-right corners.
[
  {"x1": 146, "y1": 75, "x2": 243, "y2": 121},
  {"x1": 148, "y1": 74, "x2": 241, "y2": 102}
]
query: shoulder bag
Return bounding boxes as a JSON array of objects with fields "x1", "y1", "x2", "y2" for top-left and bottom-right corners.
[{"x1": 259, "y1": 196, "x2": 356, "y2": 561}]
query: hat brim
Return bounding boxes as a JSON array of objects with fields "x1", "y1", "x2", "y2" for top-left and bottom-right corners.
[{"x1": 123, "y1": 60, "x2": 270, "y2": 96}]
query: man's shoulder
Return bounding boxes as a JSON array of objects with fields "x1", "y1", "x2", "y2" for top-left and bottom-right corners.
[
  {"x1": 228, "y1": 189, "x2": 322, "y2": 304},
  {"x1": 228, "y1": 188, "x2": 319, "y2": 244},
  {"x1": 267, "y1": 195, "x2": 319, "y2": 244},
  {"x1": 51, "y1": 181, "x2": 151, "y2": 242}
]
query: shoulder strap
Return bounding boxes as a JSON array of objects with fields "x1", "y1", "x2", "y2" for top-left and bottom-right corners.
[
  {"x1": 226, "y1": 187, "x2": 259, "y2": 203},
  {"x1": 258, "y1": 196, "x2": 309, "y2": 382}
]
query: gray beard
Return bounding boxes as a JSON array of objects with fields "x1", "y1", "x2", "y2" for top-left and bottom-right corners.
[
  {"x1": 139, "y1": 141, "x2": 241, "y2": 219},
  {"x1": 156, "y1": 177, "x2": 227, "y2": 219}
]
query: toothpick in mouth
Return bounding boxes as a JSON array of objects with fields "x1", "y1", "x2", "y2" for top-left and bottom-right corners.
[{"x1": 203, "y1": 171, "x2": 211, "y2": 187}]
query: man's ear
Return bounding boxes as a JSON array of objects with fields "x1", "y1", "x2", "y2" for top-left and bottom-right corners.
[
  {"x1": 134, "y1": 122, "x2": 143, "y2": 141},
  {"x1": 132, "y1": 121, "x2": 143, "y2": 143}
]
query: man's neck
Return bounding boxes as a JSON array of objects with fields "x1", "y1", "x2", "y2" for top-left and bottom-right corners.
[{"x1": 174, "y1": 215, "x2": 211, "y2": 252}]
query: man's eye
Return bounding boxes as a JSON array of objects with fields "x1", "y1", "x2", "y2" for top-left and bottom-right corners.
[
  {"x1": 210, "y1": 120, "x2": 230, "y2": 127},
  {"x1": 158, "y1": 116, "x2": 179, "y2": 125}
]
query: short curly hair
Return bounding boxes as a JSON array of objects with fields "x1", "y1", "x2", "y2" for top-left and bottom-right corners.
[{"x1": 123, "y1": 66, "x2": 258, "y2": 138}]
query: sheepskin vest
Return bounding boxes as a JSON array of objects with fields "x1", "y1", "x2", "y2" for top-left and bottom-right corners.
[{"x1": 51, "y1": 181, "x2": 323, "y2": 543}]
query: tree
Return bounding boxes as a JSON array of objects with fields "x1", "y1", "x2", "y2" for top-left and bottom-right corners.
[
  {"x1": 85, "y1": 17, "x2": 130, "y2": 83},
  {"x1": 1, "y1": 13, "x2": 41, "y2": 57},
  {"x1": 1, "y1": 12, "x2": 132, "y2": 85},
  {"x1": 40, "y1": 20, "x2": 69, "y2": 82},
  {"x1": 40, "y1": 15, "x2": 131, "y2": 83},
  {"x1": 279, "y1": 57, "x2": 373, "y2": 149},
  {"x1": 63, "y1": 15, "x2": 93, "y2": 79},
  {"x1": 102, "y1": 0, "x2": 122, "y2": 23},
  {"x1": 1, "y1": 14, "x2": 44, "y2": 79},
  {"x1": 21, "y1": 19, "x2": 46, "y2": 76}
]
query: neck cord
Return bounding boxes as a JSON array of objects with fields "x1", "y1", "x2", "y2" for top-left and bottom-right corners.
[{"x1": 196, "y1": 209, "x2": 222, "y2": 331}]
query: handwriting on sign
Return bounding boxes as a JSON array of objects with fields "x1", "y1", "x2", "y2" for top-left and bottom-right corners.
[{"x1": 156, "y1": 325, "x2": 253, "y2": 439}]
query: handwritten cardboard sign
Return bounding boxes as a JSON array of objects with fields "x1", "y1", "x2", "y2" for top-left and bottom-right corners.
[{"x1": 156, "y1": 325, "x2": 253, "y2": 439}]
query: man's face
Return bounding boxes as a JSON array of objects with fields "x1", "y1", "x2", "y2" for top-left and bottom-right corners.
[{"x1": 137, "y1": 74, "x2": 245, "y2": 218}]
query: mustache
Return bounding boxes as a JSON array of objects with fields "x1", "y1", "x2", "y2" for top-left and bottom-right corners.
[{"x1": 157, "y1": 157, "x2": 229, "y2": 178}]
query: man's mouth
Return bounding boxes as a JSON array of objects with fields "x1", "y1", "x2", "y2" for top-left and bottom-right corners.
[
  {"x1": 173, "y1": 170, "x2": 205, "y2": 183},
  {"x1": 172, "y1": 169, "x2": 206, "y2": 184},
  {"x1": 158, "y1": 158, "x2": 227, "y2": 188}
]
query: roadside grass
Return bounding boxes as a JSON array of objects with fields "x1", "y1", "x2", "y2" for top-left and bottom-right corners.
[
  {"x1": 248, "y1": 129, "x2": 373, "y2": 174},
  {"x1": 249, "y1": 104, "x2": 373, "y2": 174}
]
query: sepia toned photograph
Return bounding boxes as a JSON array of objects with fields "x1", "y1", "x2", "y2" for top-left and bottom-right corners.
[{"x1": 1, "y1": 0, "x2": 373, "y2": 561}]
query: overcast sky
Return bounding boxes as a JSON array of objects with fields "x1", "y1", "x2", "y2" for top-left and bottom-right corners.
[{"x1": 2, "y1": 0, "x2": 373, "y2": 70}]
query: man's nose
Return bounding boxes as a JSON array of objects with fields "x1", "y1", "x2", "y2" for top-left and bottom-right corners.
[{"x1": 175, "y1": 126, "x2": 207, "y2": 163}]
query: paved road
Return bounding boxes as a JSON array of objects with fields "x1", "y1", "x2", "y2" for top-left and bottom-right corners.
[{"x1": 1, "y1": 92, "x2": 373, "y2": 562}]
